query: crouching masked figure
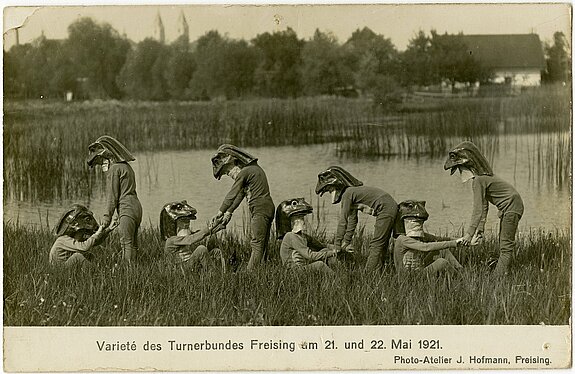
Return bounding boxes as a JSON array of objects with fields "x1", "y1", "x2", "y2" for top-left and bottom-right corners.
[
  {"x1": 210, "y1": 144, "x2": 275, "y2": 270},
  {"x1": 276, "y1": 198, "x2": 337, "y2": 274},
  {"x1": 444, "y1": 141, "x2": 524, "y2": 276},
  {"x1": 315, "y1": 166, "x2": 398, "y2": 274},
  {"x1": 49, "y1": 204, "x2": 117, "y2": 267},
  {"x1": 161, "y1": 201, "x2": 226, "y2": 272},
  {"x1": 393, "y1": 200, "x2": 464, "y2": 275},
  {"x1": 87, "y1": 135, "x2": 143, "y2": 263}
]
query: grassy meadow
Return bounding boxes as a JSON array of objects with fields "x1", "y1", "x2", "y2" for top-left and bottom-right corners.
[
  {"x1": 4, "y1": 222, "x2": 570, "y2": 326},
  {"x1": 4, "y1": 84, "x2": 570, "y2": 201}
]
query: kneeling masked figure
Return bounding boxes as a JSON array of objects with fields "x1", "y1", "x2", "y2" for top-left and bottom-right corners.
[
  {"x1": 161, "y1": 200, "x2": 226, "y2": 271},
  {"x1": 49, "y1": 204, "x2": 116, "y2": 267},
  {"x1": 276, "y1": 198, "x2": 337, "y2": 274},
  {"x1": 393, "y1": 200, "x2": 464, "y2": 275}
]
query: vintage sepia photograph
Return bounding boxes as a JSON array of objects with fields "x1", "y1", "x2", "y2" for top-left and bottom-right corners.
[{"x1": 3, "y1": 2, "x2": 572, "y2": 371}]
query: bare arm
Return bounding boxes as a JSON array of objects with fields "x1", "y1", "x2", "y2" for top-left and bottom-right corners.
[{"x1": 402, "y1": 236, "x2": 457, "y2": 252}]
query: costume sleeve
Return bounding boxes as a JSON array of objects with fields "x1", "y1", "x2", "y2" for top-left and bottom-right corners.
[
  {"x1": 468, "y1": 178, "x2": 488, "y2": 235},
  {"x1": 303, "y1": 233, "x2": 326, "y2": 251},
  {"x1": 104, "y1": 166, "x2": 120, "y2": 221},
  {"x1": 219, "y1": 170, "x2": 247, "y2": 213},
  {"x1": 334, "y1": 194, "x2": 352, "y2": 246},
  {"x1": 292, "y1": 235, "x2": 330, "y2": 261},
  {"x1": 168, "y1": 228, "x2": 210, "y2": 246},
  {"x1": 61, "y1": 231, "x2": 104, "y2": 252},
  {"x1": 402, "y1": 236, "x2": 457, "y2": 252},
  {"x1": 343, "y1": 209, "x2": 358, "y2": 245}
]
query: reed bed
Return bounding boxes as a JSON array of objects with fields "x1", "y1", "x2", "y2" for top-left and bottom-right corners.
[
  {"x1": 4, "y1": 85, "x2": 571, "y2": 201},
  {"x1": 3, "y1": 222, "x2": 570, "y2": 326}
]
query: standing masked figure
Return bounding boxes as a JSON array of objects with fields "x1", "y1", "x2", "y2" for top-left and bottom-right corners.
[
  {"x1": 161, "y1": 200, "x2": 225, "y2": 271},
  {"x1": 444, "y1": 141, "x2": 524, "y2": 276},
  {"x1": 87, "y1": 135, "x2": 143, "y2": 263},
  {"x1": 210, "y1": 144, "x2": 275, "y2": 270},
  {"x1": 393, "y1": 200, "x2": 464, "y2": 275},
  {"x1": 49, "y1": 204, "x2": 117, "y2": 267},
  {"x1": 275, "y1": 198, "x2": 337, "y2": 274},
  {"x1": 315, "y1": 166, "x2": 398, "y2": 274}
]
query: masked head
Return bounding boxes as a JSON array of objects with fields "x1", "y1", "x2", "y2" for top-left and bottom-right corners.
[
  {"x1": 275, "y1": 198, "x2": 313, "y2": 239},
  {"x1": 87, "y1": 135, "x2": 135, "y2": 169},
  {"x1": 393, "y1": 200, "x2": 429, "y2": 238},
  {"x1": 159, "y1": 200, "x2": 198, "y2": 240},
  {"x1": 54, "y1": 204, "x2": 99, "y2": 239},
  {"x1": 315, "y1": 166, "x2": 363, "y2": 204},
  {"x1": 443, "y1": 141, "x2": 493, "y2": 177},
  {"x1": 211, "y1": 144, "x2": 258, "y2": 180}
]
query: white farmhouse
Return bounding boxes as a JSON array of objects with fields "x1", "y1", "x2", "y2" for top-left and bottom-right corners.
[{"x1": 460, "y1": 34, "x2": 546, "y2": 86}]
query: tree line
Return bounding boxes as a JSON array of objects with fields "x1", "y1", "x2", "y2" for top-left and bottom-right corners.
[{"x1": 3, "y1": 17, "x2": 570, "y2": 101}]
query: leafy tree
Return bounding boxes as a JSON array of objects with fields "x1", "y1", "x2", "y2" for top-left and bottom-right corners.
[
  {"x1": 400, "y1": 30, "x2": 433, "y2": 87},
  {"x1": 341, "y1": 27, "x2": 399, "y2": 94},
  {"x1": 164, "y1": 35, "x2": 196, "y2": 99},
  {"x1": 300, "y1": 29, "x2": 351, "y2": 95},
  {"x1": 190, "y1": 31, "x2": 257, "y2": 99},
  {"x1": 544, "y1": 31, "x2": 571, "y2": 84},
  {"x1": 252, "y1": 28, "x2": 304, "y2": 97},
  {"x1": 429, "y1": 31, "x2": 486, "y2": 90},
  {"x1": 66, "y1": 17, "x2": 130, "y2": 99},
  {"x1": 117, "y1": 38, "x2": 169, "y2": 100}
]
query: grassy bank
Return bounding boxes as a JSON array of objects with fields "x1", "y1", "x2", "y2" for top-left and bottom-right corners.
[{"x1": 4, "y1": 223, "x2": 570, "y2": 326}]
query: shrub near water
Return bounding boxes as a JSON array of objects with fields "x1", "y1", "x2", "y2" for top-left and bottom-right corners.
[{"x1": 4, "y1": 223, "x2": 570, "y2": 326}]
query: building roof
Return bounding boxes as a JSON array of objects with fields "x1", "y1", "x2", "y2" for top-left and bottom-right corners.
[{"x1": 458, "y1": 34, "x2": 546, "y2": 70}]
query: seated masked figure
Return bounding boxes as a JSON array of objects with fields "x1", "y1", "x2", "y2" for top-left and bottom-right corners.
[
  {"x1": 49, "y1": 204, "x2": 117, "y2": 267},
  {"x1": 161, "y1": 200, "x2": 226, "y2": 271},
  {"x1": 393, "y1": 200, "x2": 464, "y2": 275},
  {"x1": 276, "y1": 198, "x2": 337, "y2": 274}
]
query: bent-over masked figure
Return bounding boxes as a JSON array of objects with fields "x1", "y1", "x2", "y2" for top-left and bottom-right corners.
[
  {"x1": 49, "y1": 204, "x2": 116, "y2": 267},
  {"x1": 393, "y1": 200, "x2": 463, "y2": 275},
  {"x1": 162, "y1": 200, "x2": 225, "y2": 271},
  {"x1": 276, "y1": 198, "x2": 336, "y2": 274},
  {"x1": 444, "y1": 141, "x2": 524, "y2": 276},
  {"x1": 315, "y1": 166, "x2": 398, "y2": 274},
  {"x1": 87, "y1": 135, "x2": 143, "y2": 263},
  {"x1": 210, "y1": 144, "x2": 275, "y2": 270}
]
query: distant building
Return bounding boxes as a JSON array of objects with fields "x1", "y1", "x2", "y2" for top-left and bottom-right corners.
[
  {"x1": 177, "y1": 11, "x2": 189, "y2": 40},
  {"x1": 460, "y1": 34, "x2": 546, "y2": 86},
  {"x1": 154, "y1": 12, "x2": 165, "y2": 44}
]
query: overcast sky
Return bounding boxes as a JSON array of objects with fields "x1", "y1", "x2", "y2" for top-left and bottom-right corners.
[{"x1": 3, "y1": 3, "x2": 571, "y2": 51}]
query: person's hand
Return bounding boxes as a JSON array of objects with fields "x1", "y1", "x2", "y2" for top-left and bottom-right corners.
[
  {"x1": 470, "y1": 231, "x2": 484, "y2": 246},
  {"x1": 221, "y1": 211, "x2": 233, "y2": 225},
  {"x1": 460, "y1": 233, "x2": 472, "y2": 246},
  {"x1": 106, "y1": 220, "x2": 119, "y2": 233},
  {"x1": 208, "y1": 216, "x2": 226, "y2": 234},
  {"x1": 100, "y1": 216, "x2": 111, "y2": 228},
  {"x1": 455, "y1": 237, "x2": 465, "y2": 246},
  {"x1": 210, "y1": 211, "x2": 224, "y2": 227}
]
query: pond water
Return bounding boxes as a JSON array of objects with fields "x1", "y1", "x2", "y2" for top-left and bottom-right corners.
[{"x1": 4, "y1": 133, "x2": 571, "y2": 237}]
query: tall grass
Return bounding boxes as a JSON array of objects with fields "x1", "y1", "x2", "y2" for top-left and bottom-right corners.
[
  {"x1": 4, "y1": 85, "x2": 571, "y2": 201},
  {"x1": 3, "y1": 222, "x2": 570, "y2": 326}
]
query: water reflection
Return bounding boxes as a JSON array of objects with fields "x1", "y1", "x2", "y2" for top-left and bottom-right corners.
[{"x1": 4, "y1": 134, "x2": 571, "y2": 236}]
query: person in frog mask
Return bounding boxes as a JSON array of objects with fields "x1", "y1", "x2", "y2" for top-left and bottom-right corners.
[
  {"x1": 315, "y1": 166, "x2": 398, "y2": 274},
  {"x1": 444, "y1": 141, "x2": 524, "y2": 276},
  {"x1": 49, "y1": 204, "x2": 118, "y2": 267},
  {"x1": 161, "y1": 200, "x2": 226, "y2": 271},
  {"x1": 210, "y1": 144, "x2": 275, "y2": 271},
  {"x1": 393, "y1": 200, "x2": 464, "y2": 275},
  {"x1": 87, "y1": 135, "x2": 143, "y2": 263},
  {"x1": 275, "y1": 198, "x2": 337, "y2": 274}
]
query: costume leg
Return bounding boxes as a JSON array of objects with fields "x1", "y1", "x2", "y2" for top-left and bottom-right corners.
[
  {"x1": 440, "y1": 249, "x2": 463, "y2": 270},
  {"x1": 495, "y1": 212, "x2": 521, "y2": 275},
  {"x1": 118, "y1": 216, "x2": 137, "y2": 263},
  {"x1": 304, "y1": 261, "x2": 334, "y2": 274},
  {"x1": 188, "y1": 245, "x2": 210, "y2": 269},
  {"x1": 425, "y1": 258, "x2": 449, "y2": 275},
  {"x1": 247, "y1": 213, "x2": 272, "y2": 270},
  {"x1": 365, "y1": 211, "x2": 395, "y2": 273},
  {"x1": 65, "y1": 252, "x2": 88, "y2": 268}
]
